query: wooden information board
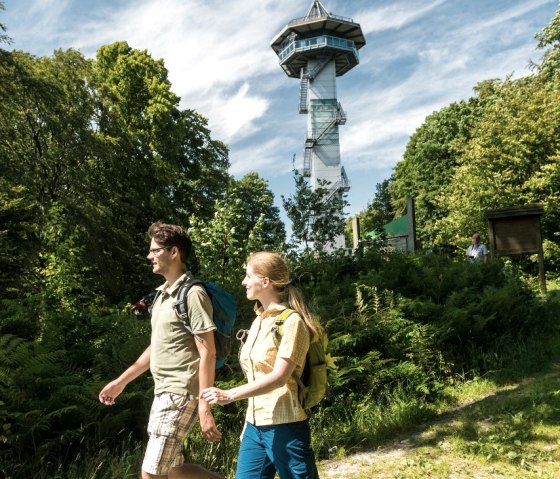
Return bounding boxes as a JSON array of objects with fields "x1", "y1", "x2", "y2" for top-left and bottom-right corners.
[{"x1": 485, "y1": 205, "x2": 545, "y2": 292}]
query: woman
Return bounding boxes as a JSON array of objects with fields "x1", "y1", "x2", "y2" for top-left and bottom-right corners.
[{"x1": 200, "y1": 252, "x2": 320, "y2": 479}]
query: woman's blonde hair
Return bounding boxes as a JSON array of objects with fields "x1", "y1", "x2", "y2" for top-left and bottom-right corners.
[{"x1": 247, "y1": 251, "x2": 318, "y2": 342}]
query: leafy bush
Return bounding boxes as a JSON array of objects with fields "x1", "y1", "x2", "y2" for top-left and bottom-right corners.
[
  {"x1": 0, "y1": 302, "x2": 153, "y2": 478},
  {"x1": 2, "y1": 246, "x2": 559, "y2": 475}
]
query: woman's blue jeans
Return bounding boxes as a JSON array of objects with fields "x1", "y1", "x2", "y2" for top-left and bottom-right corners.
[{"x1": 235, "y1": 420, "x2": 319, "y2": 479}]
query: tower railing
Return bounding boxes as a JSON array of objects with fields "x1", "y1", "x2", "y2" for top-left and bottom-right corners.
[
  {"x1": 322, "y1": 178, "x2": 350, "y2": 204},
  {"x1": 278, "y1": 35, "x2": 357, "y2": 63},
  {"x1": 336, "y1": 102, "x2": 346, "y2": 125}
]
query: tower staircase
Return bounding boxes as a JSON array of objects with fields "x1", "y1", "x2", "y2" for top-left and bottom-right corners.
[
  {"x1": 301, "y1": 102, "x2": 347, "y2": 177},
  {"x1": 299, "y1": 74, "x2": 309, "y2": 113},
  {"x1": 298, "y1": 57, "x2": 331, "y2": 114},
  {"x1": 322, "y1": 167, "x2": 351, "y2": 203}
]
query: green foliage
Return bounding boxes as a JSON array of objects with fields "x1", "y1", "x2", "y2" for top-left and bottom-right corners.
[
  {"x1": 189, "y1": 172, "x2": 285, "y2": 292},
  {"x1": 347, "y1": 179, "x2": 394, "y2": 240},
  {"x1": 0, "y1": 306, "x2": 153, "y2": 478},
  {"x1": 0, "y1": 180, "x2": 39, "y2": 296},
  {"x1": 435, "y1": 76, "x2": 560, "y2": 253},
  {"x1": 289, "y1": 249, "x2": 560, "y2": 461},
  {"x1": 535, "y1": 6, "x2": 560, "y2": 79},
  {"x1": 0, "y1": 42, "x2": 231, "y2": 308},
  {"x1": 282, "y1": 170, "x2": 348, "y2": 251},
  {"x1": 0, "y1": 1, "x2": 12, "y2": 46},
  {"x1": 390, "y1": 99, "x2": 482, "y2": 248},
  {"x1": 4, "y1": 7, "x2": 560, "y2": 475},
  {"x1": 382, "y1": 5, "x2": 560, "y2": 273}
]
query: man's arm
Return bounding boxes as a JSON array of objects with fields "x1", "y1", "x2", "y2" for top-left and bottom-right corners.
[
  {"x1": 194, "y1": 331, "x2": 222, "y2": 442},
  {"x1": 98, "y1": 345, "x2": 151, "y2": 405}
]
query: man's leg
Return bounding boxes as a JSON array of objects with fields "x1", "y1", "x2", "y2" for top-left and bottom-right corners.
[
  {"x1": 141, "y1": 470, "x2": 167, "y2": 479},
  {"x1": 141, "y1": 453, "x2": 225, "y2": 479},
  {"x1": 169, "y1": 463, "x2": 225, "y2": 479},
  {"x1": 143, "y1": 394, "x2": 199, "y2": 478}
]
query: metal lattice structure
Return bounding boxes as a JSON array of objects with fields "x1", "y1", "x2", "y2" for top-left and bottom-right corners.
[{"x1": 271, "y1": 0, "x2": 365, "y2": 248}]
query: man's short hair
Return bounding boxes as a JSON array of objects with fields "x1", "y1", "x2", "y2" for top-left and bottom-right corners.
[{"x1": 148, "y1": 222, "x2": 191, "y2": 266}]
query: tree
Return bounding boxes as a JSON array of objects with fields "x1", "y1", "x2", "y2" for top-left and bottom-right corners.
[
  {"x1": 88, "y1": 42, "x2": 231, "y2": 298},
  {"x1": 435, "y1": 76, "x2": 560, "y2": 254},
  {"x1": 0, "y1": 1, "x2": 11, "y2": 45},
  {"x1": 350, "y1": 178, "x2": 394, "y2": 238},
  {"x1": 0, "y1": 43, "x2": 231, "y2": 306},
  {"x1": 0, "y1": 180, "x2": 39, "y2": 297},
  {"x1": 225, "y1": 172, "x2": 285, "y2": 249},
  {"x1": 282, "y1": 171, "x2": 348, "y2": 251},
  {"x1": 189, "y1": 173, "x2": 285, "y2": 289},
  {"x1": 0, "y1": 49, "x2": 97, "y2": 300},
  {"x1": 535, "y1": 4, "x2": 560, "y2": 78},
  {"x1": 389, "y1": 99, "x2": 482, "y2": 248}
]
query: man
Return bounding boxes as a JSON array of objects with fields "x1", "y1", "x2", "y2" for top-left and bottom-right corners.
[
  {"x1": 99, "y1": 222, "x2": 224, "y2": 479},
  {"x1": 466, "y1": 233, "x2": 488, "y2": 263}
]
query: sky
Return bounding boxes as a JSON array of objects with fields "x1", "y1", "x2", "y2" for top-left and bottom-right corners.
[{"x1": 2, "y1": 0, "x2": 559, "y2": 224}]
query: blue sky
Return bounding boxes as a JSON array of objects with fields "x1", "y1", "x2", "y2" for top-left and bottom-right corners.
[{"x1": 2, "y1": 0, "x2": 558, "y2": 222}]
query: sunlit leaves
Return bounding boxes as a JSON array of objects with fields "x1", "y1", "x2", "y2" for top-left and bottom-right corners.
[
  {"x1": 282, "y1": 171, "x2": 348, "y2": 251},
  {"x1": 436, "y1": 77, "x2": 560, "y2": 250},
  {"x1": 189, "y1": 173, "x2": 284, "y2": 289}
]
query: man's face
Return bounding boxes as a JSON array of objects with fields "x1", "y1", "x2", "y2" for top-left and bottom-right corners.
[
  {"x1": 147, "y1": 239, "x2": 172, "y2": 276},
  {"x1": 472, "y1": 235, "x2": 480, "y2": 245}
]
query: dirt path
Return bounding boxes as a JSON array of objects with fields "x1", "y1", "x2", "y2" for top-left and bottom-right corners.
[{"x1": 318, "y1": 370, "x2": 560, "y2": 479}]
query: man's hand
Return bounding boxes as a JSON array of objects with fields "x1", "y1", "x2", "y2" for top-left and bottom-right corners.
[
  {"x1": 199, "y1": 407, "x2": 222, "y2": 442},
  {"x1": 98, "y1": 380, "x2": 125, "y2": 405}
]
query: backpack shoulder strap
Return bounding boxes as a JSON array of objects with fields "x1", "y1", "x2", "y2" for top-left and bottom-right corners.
[
  {"x1": 149, "y1": 289, "x2": 162, "y2": 315},
  {"x1": 271, "y1": 308, "x2": 296, "y2": 348},
  {"x1": 173, "y1": 277, "x2": 206, "y2": 332},
  {"x1": 270, "y1": 308, "x2": 307, "y2": 406}
]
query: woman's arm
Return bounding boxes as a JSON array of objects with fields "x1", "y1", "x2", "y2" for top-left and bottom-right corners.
[{"x1": 200, "y1": 356, "x2": 296, "y2": 405}]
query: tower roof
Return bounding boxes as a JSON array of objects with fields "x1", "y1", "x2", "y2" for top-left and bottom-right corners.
[
  {"x1": 270, "y1": 0, "x2": 366, "y2": 53},
  {"x1": 305, "y1": 0, "x2": 329, "y2": 20}
]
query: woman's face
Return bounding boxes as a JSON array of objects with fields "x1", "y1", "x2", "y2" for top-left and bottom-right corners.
[{"x1": 242, "y1": 263, "x2": 267, "y2": 301}]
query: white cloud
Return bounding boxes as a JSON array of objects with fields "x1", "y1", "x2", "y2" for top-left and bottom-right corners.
[
  {"x1": 7, "y1": 0, "x2": 71, "y2": 49},
  {"x1": 54, "y1": 0, "x2": 304, "y2": 143},
  {"x1": 4, "y1": 0, "x2": 557, "y2": 213},
  {"x1": 334, "y1": 0, "x2": 553, "y2": 175},
  {"x1": 230, "y1": 136, "x2": 297, "y2": 176},
  {"x1": 357, "y1": 0, "x2": 446, "y2": 34},
  {"x1": 206, "y1": 83, "x2": 269, "y2": 143}
]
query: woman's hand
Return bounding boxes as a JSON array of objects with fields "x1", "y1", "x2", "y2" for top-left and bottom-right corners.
[{"x1": 200, "y1": 387, "x2": 235, "y2": 405}]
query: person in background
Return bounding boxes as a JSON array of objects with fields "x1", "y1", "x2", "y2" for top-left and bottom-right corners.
[
  {"x1": 201, "y1": 251, "x2": 320, "y2": 479},
  {"x1": 99, "y1": 222, "x2": 224, "y2": 479},
  {"x1": 466, "y1": 233, "x2": 488, "y2": 263}
]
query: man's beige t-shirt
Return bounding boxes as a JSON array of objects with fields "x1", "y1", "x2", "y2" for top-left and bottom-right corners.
[
  {"x1": 150, "y1": 273, "x2": 215, "y2": 397},
  {"x1": 239, "y1": 305, "x2": 310, "y2": 426}
]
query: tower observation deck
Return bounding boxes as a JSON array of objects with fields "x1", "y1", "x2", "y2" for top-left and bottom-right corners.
[{"x1": 271, "y1": 0, "x2": 365, "y2": 249}]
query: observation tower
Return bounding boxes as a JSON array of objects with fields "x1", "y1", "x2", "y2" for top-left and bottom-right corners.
[{"x1": 271, "y1": 0, "x2": 365, "y2": 249}]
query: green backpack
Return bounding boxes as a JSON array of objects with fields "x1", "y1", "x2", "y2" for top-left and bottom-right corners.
[{"x1": 272, "y1": 308, "x2": 331, "y2": 410}]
